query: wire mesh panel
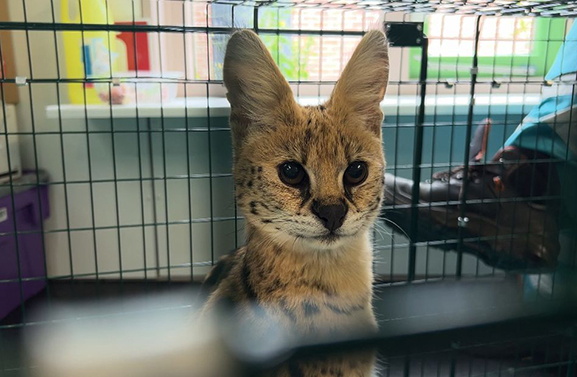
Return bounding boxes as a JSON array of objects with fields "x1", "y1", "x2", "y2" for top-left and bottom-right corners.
[{"x1": 0, "y1": 0, "x2": 577, "y2": 376}]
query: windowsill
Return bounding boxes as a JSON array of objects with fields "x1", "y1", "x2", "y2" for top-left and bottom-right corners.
[{"x1": 45, "y1": 94, "x2": 541, "y2": 120}]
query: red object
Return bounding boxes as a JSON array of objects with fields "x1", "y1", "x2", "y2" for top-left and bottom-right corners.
[{"x1": 115, "y1": 21, "x2": 151, "y2": 71}]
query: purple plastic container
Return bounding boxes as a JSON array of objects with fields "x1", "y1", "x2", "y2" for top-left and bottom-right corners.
[{"x1": 0, "y1": 172, "x2": 49, "y2": 320}]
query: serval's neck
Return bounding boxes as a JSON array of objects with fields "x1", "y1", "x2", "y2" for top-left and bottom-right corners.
[{"x1": 244, "y1": 226, "x2": 374, "y2": 301}]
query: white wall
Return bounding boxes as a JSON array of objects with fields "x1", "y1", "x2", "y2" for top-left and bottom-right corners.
[
  {"x1": 4, "y1": 0, "x2": 495, "y2": 282},
  {"x1": 5, "y1": 0, "x2": 243, "y2": 281}
]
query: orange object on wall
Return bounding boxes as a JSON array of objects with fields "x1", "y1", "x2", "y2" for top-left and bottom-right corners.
[{"x1": 116, "y1": 22, "x2": 151, "y2": 72}]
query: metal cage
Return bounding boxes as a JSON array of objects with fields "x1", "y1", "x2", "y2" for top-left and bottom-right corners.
[{"x1": 1, "y1": 1, "x2": 577, "y2": 376}]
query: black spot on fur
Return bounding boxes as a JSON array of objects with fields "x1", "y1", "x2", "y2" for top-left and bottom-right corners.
[
  {"x1": 258, "y1": 166, "x2": 263, "y2": 173},
  {"x1": 301, "y1": 129, "x2": 313, "y2": 165},
  {"x1": 271, "y1": 278, "x2": 284, "y2": 290},
  {"x1": 201, "y1": 251, "x2": 237, "y2": 295},
  {"x1": 368, "y1": 200, "x2": 380, "y2": 211},
  {"x1": 304, "y1": 128, "x2": 313, "y2": 145},
  {"x1": 317, "y1": 282, "x2": 334, "y2": 295},
  {"x1": 318, "y1": 105, "x2": 326, "y2": 111},
  {"x1": 251, "y1": 167, "x2": 256, "y2": 174},
  {"x1": 260, "y1": 202, "x2": 270, "y2": 210},
  {"x1": 279, "y1": 298, "x2": 297, "y2": 323},
  {"x1": 307, "y1": 118, "x2": 312, "y2": 126},
  {"x1": 254, "y1": 264, "x2": 267, "y2": 280},
  {"x1": 247, "y1": 180, "x2": 253, "y2": 188},
  {"x1": 262, "y1": 219, "x2": 272, "y2": 224},
  {"x1": 296, "y1": 280, "x2": 334, "y2": 296},
  {"x1": 250, "y1": 208, "x2": 259, "y2": 215},
  {"x1": 241, "y1": 259, "x2": 257, "y2": 300},
  {"x1": 326, "y1": 303, "x2": 364, "y2": 315},
  {"x1": 303, "y1": 301, "x2": 320, "y2": 317},
  {"x1": 265, "y1": 278, "x2": 286, "y2": 294},
  {"x1": 341, "y1": 136, "x2": 352, "y2": 161},
  {"x1": 299, "y1": 183, "x2": 312, "y2": 208}
]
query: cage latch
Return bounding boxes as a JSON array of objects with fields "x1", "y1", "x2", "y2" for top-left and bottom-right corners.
[{"x1": 15, "y1": 77, "x2": 28, "y2": 86}]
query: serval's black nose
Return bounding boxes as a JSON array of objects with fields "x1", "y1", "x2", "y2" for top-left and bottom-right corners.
[{"x1": 311, "y1": 200, "x2": 348, "y2": 232}]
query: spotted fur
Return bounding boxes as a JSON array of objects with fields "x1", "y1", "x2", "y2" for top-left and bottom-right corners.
[{"x1": 202, "y1": 29, "x2": 389, "y2": 376}]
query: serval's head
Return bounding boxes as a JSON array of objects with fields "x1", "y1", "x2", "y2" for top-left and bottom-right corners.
[{"x1": 224, "y1": 29, "x2": 388, "y2": 251}]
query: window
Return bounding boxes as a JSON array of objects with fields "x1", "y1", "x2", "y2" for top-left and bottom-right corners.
[
  {"x1": 409, "y1": 15, "x2": 568, "y2": 80},
  {"x1": 151, "y1": 3, "x2": 568, "y2": 94},
  {"x1": 153, "y1": 2, "x2": 382, "y2": 86}
]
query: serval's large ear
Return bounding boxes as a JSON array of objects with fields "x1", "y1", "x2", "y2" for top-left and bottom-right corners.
[
  {"x1": 223, "y1": 30, "x2": 298, "y2": 145},
  {"x1": 327, "y1": 30, "x2": 389, "y2": 136}
]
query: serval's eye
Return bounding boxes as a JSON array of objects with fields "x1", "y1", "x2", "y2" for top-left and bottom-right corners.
[
  {"x1": 344, "y1": 161, "x2": 368, "y2": 186},
  {"x1": 278, "y1": 161, "x2": 306, "y2": 187}
]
